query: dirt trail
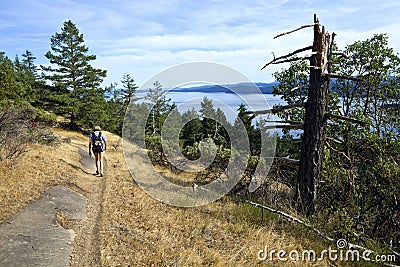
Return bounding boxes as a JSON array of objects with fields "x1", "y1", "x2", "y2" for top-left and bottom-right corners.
[
  {"x1": 68, "y1": 149, "x2": 107, "y2": 266},
  {"x1": 0, "y1": 134, "x2": 110, "y2": 267}
]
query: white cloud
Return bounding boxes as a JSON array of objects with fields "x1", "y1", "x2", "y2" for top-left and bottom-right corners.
[{"x1": 1, "y1": 0, "x2": 399, "y2": 88}]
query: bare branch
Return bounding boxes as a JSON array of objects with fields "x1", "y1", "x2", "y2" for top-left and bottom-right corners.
[
  {"x1": 290, "y1": 84, "x2": 309, "y2": 92},
  {"x1": 264, "y1": 57, "x2": 308, "y2": 67},
  {"x1": 244, "y1": 114, "x2": 256, "y2": 125},
  {"x1": 245, "y1": 200, "x2": 398, "y2": 265},
  {"x1": 276, "y1": 157, "x2": 300, "y2": 164},
  {"x1": 323, "y1": 73, "x2": 364, "y2": 82},
  {"x1": 247, "y1": 102, "x2": 306, "y2": 116},
  {"x1": 327, "y1": 61, "x2": 340, "y2": 65},
  {"x1": 265, "y1": 156, "x2": 300, "y2": 165},
  {"x1": 262, "y1": 120, "x2": 303, "y2": 125},
  {"x1": 326, "y1": 136, "x2": 343, "y2": 144},
  {"x1": 326, "y1": 141, "x2": 351, "y2": 162},
  {"x1": 326, "y1": 112, "x2": 368, "y2": 125},
  {"x1": 263, "y1": 124, "x2": 303, "y2": 130},
  {"x1": 270, "y1": 45, "x2": 313, "y2": 64},
  {"x1": 327, "y1": 32, "x2": 336, "y2": 71},
  {"x1": 261, "y1": 46, "x2": 312, "y2": 70},
  {"x1": 328, "y1": 33, "x2": 336, "y2": 56},
  {"x1": 246, "y1": 200, "x2": 335, "y2": 242},
  {"x1": 331, "y1": 51, "x2": 348, "y2": 58},
  {"x1": 274, "y1": 24, "x2": 317, "y2": 39},
  {"x1": 384, "y1": 242, "x2": 400, "y2": 258}
]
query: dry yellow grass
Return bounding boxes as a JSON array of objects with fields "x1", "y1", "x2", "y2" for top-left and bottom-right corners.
[
  {"x1": 0, "y1": 128, "x2": 91, "y2": 222},
  {"x1": 0, "y1": 128, "x2": 369, "y2": 266},
  {"x1": 101, "y1": 133, "x2": 340, "y2": 267}
]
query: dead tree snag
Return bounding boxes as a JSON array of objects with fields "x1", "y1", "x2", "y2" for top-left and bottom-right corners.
[
  {"x1": 251, "y1": 14, "x2": 368, "y2": 218},
  {"x1": 295, "y1": 15, "x2": 331, "y2": 216}
]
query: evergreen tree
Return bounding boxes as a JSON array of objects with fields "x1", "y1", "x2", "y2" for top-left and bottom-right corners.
[
  {"x1": 103, "y1": 82, "x2": 123, "y2": 135},
  {"x1": 180, "y1": 108, "x2": 203, "y2": 146},
  {"x1": 214, "y1": 107, "x2": 229, "y2": 146},
  {"x1": 199, "y1": 96, "x2": 229, "y2": 147},
  {"x1": 145, "y1": 81, "x2": 175, "y2": 136},
  {"x1": 161, "y1": 107, "x2": 183, "y2": 161},
  {"x1": 21, "y1": 50, "x2": 38, "y2": 82},
  {"x1": 199, "y1": 96, "x2": 217, "y2": 138},
  {"x1": 42, "y1": 20, "x2": 107, "y2": 128},
  {"x1": 103, "y1": 74, "x2": 139, "y2": 136},
  {"x1": 78, "y1": 88, "x2": 108, "y2": 128},
  {"x1": 121, "y1": 73, "x2": 138, "y2": 105},
  {"x1": 123, "y1": 102, "x2": 149, "y2": 143},
  {"x1": 15, "y1": 50, "x2": 41, "y2": 104},
  {"x1": 233, "y1": 103, "x2": 260, "y2": 154},
  {"x1": 0, "y1": 52, "x2": 25, "y2": 105},
  {"x1": 234, "y1": 103, "x2": 252, "y2": 132}
]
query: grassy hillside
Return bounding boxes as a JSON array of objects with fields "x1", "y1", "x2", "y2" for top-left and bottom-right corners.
[{"x1": 0, "y1": 128, "x2": 379, "y2": 266}]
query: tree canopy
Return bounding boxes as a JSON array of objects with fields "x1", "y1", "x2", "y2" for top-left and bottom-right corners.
[{"x1": 42, "y1": 20, "x2": 107, "y2": 128}]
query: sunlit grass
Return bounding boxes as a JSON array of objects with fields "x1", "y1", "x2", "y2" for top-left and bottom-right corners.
[{"x1": 0, "y1": 128, "x2": 374, "y2": 266}]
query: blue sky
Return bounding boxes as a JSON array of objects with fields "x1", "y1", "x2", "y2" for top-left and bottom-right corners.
[{"x1": 1, "y1": 0, "x2": 399, "y2": 87}]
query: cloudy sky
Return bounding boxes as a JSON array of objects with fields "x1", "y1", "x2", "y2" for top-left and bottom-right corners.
[{"x1": 1, "y1": 0, "x2": 399, "y2": 88}]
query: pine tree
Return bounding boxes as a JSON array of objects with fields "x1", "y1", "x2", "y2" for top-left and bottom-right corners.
[
  {"x1": 214, "y1": 107, "x2": 229, "y2": 146},
  {"x1": 145, "y1": 81, "x2": 175, "y2": 136},
  {"x1": 0, "y1": 52, "x2": 25, "y2": 105},
  {"x1": 121, "y1": 73, "x2": 138, "y2": 105},
  {"x1": 42, "y1": 20, "x2": 107, "y2": 128},
  {"x1": 78, "y1": 87, "x2": 108, "y2": 128},
  {"x1": 21, "y1": 50, "x2": 38, "y2": 82},
  {"x1": 199, "y1": 96, "x2": 217, "y2": 138},
  {"x1": 181, "y1": 108, "x2": 203, "y2": 146},
  {"x1": 16, "y1": 50, "x2": 42, "y2": 104},
  {"x1": 233, "y1": 103, "x2": 262, "y2": 155}
]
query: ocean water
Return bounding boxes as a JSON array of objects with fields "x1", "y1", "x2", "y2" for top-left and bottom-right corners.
[{"x1": 136, "y1": 91, "x2": 286, "y2": 124}]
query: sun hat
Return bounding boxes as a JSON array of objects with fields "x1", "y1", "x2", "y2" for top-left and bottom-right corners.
[{"x1": 93, "y1": 125, "x2": 101, "y2": 131}]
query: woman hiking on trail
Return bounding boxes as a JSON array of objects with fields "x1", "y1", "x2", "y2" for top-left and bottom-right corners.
[{"x1": 89, "y1": 125, "x2": 107, "y2": 177}]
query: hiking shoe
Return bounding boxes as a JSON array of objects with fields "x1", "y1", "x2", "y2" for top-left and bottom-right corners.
[
  {"x1": 100, "y1": 173, "x2": 104, "y2": 177},
  {"x1": 96, "y1": 170, "x2": 99, "y2": 175}
]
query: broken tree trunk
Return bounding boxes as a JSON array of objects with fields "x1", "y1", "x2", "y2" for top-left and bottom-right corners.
[{"x1": 295, "y1": 15, "x2": 331, "y2": 217}]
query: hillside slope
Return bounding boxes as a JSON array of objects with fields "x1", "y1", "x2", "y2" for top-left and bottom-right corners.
[{"x1": 0, "y1": 128, "x2": 372, "y2": 266}]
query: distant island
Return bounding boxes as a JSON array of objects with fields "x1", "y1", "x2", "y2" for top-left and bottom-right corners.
[{"x1": 168, "y1": 82, "x2": 278, "y2": 94}]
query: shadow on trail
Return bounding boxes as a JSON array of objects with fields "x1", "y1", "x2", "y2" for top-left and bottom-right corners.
[{"x1": 78, "y1": 148, "x2": 107, "y2": 177}]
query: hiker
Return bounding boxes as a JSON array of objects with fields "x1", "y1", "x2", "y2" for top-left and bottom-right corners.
[{"x1": 89, "y1": 125, "x2": 107, "y2": 177}]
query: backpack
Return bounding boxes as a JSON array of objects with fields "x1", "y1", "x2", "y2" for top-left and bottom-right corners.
[{"x1": 92, "y1": 131, "x2": 104, "y2": 153}]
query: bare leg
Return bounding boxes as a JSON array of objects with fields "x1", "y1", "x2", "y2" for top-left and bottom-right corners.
[
  {"x1": 98, "y1": 152, "x2": 104, "y2": 176},
  {"x1": 94, "y1": 153, "x2": 99, "y2": 174}
]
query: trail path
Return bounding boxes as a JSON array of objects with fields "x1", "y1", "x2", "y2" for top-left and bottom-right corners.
[
  {"x1": 0, "y1": 145, "x2": 107, "y2": 267},
  {"x1": 69, "y1": 149, "x2": 107, "y2": 266},
  {"x1": 0, "y1": 186, "x2": 86, "y2": 267}
]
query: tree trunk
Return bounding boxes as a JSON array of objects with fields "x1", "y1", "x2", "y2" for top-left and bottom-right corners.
[{"x1": 295, "y1": 16, "x2": 331, "y2": 217}]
